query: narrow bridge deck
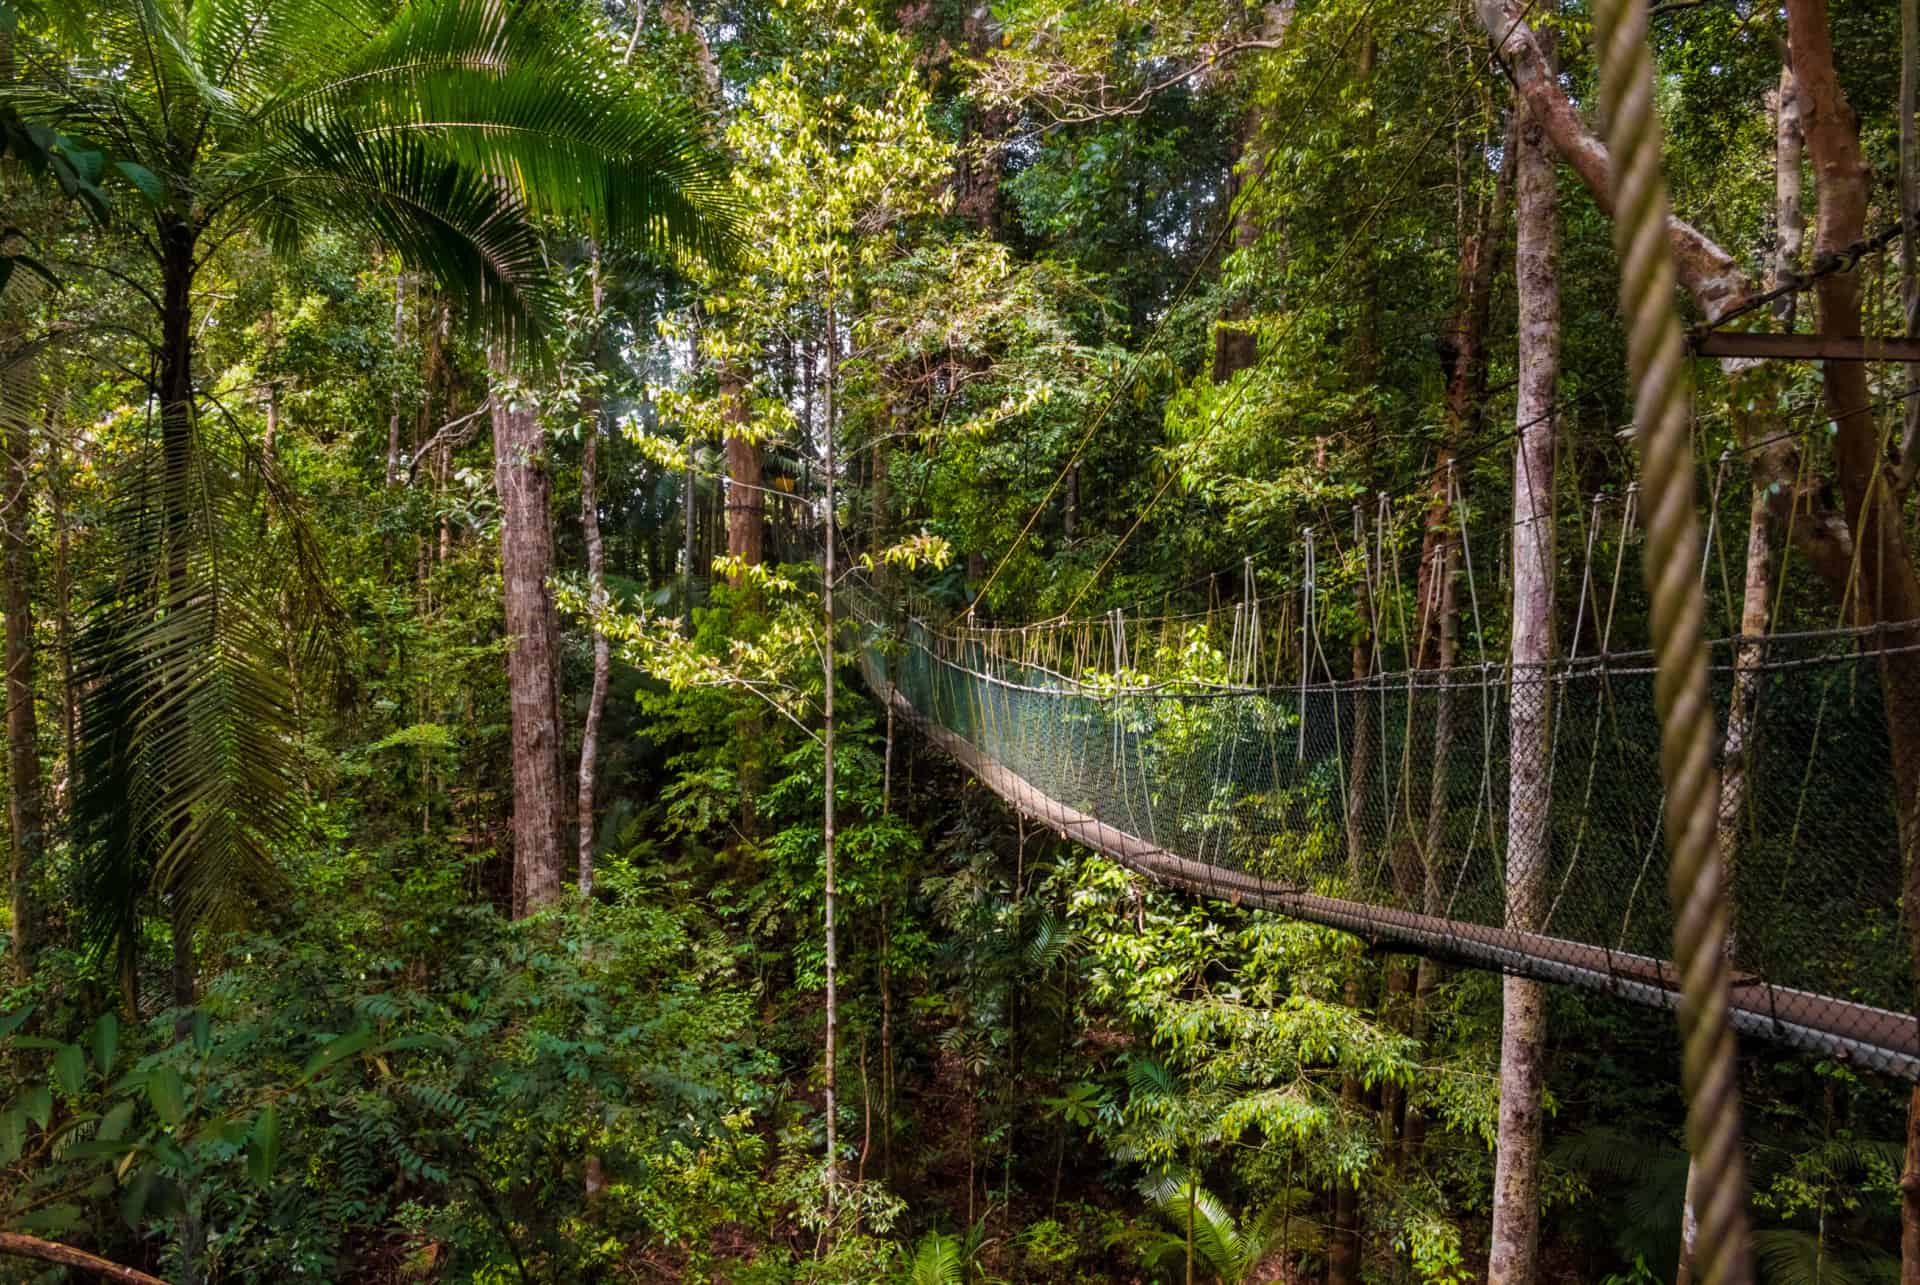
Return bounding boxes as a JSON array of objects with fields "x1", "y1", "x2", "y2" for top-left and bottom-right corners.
[{"x1": 872, "y1": 680, "x2": 1920, "y2": 1080}]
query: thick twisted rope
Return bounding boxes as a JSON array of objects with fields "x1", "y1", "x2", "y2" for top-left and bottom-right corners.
[{"x1": 1589, "y1": 2, "x2": 1754, "y2": 1282}]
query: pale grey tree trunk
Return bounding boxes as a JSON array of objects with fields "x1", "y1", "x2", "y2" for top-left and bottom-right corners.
[
  {"x1": 1679, "y1": 67, "x2": 1801, "y2": 1279},
  {"x1": 1489, "y1": 72, "x2": 1559, "y2": 1285}
]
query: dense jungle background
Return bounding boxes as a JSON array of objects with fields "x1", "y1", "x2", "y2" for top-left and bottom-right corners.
[{"x1": 1, "y1": 0, "x2": 1917, "y2": 1280}]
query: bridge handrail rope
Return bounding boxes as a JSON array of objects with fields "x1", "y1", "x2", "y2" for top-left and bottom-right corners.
[{"x1": 1593, "y1": 0, "x2": 1752, "y2": 1276}]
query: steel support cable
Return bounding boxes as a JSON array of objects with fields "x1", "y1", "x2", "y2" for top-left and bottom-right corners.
[{"x1": 1591, "y1": 0, "x2": 1755, "y2": 1279}]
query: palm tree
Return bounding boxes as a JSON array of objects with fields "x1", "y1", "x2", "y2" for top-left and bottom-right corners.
[
  {"x1": 1116, "y1": 1176, "x2": 1314, "y2": 1285},
  {"x1": 4, "y1": 0, "x2": 734, "y2": 1001}
]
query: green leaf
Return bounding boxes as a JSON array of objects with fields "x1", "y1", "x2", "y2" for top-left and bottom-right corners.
[
  {"x1": 15, "y1": 1203, "x2": 81, "y2": 1234},
  {"x1": 247, "y1": 1105, "x2": 279, "y2": 1186},
  {"x1": 121, "y1": 1170, "x2": 154, "y2": 1227},
  {"x1": 191, "y1": 1011, "x2": 211, "y2": 1055},
  {"x1": 301, "y1": 1028, "x2": 371, "y2": 1081},
  {"x1": 147, "y1": 1066, "x2": 186, "y2": 1127},
  {"x1": 52, "y1": 1043, "x2": 86, "y2": 1097},
  {"x1": 98, "y1": 1099, "x2": 135, "y2": 1142},
  {"x1": 0, "y1": 1008, "x2": 30, "y2": 1039},
  {"x1": 92, "y1": 1013, "x2": 118, "y2": 1077},
  {"x1": 0, "y1": 1108, "x2": 22, "y2": 1163},
  {"x1": 114, "y1": 160, "x2": 164, "y2": 205},
  {"x1": 0, "y1": 250, "x2": 62, "y2": 293},
  {"x1": 20, "y1": 1084, "x2": 51, "y2": 1130}
]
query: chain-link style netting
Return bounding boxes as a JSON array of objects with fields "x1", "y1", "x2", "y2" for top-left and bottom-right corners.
[{"x1": 847, "y1": 583, "x2": 1919, "y2": 1079}]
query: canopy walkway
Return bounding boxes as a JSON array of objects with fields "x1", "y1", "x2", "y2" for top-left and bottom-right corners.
[{"x1": 847, "y1": 583, "x2": 1920, "y2": 1080}]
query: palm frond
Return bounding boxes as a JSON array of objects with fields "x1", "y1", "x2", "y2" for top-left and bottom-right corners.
[
  {"x1": 249, "y1": 123, "x2": 551, "y2": 339},
  {"x1": 904, "y1": 1231, "x2": 965, "y2": 1285},
  {"x1": 72, "y1": 419, "x2": 303, "y2": 963},
  {"x1": 1752, "y1": 1229, "x2": 1874, "y2": 1285},
  {"x1": 266, "y1": 0, "x2": 740, "y2": 260}
]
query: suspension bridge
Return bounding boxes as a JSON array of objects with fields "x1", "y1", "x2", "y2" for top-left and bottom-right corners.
[{"x1": 846, "y1": 567, "x2": 1920, "y2": 1081}]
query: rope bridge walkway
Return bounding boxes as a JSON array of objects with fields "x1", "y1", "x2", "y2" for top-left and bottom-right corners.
[{"x1": 846, "y1": 581, "x2": 1920, "y2": 1080}]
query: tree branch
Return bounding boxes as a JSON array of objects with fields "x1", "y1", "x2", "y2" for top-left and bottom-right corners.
[
  {"x1": 1477, "y1": 0, "x2": 1754, "y2": 320},
  {"x1": 0, "y1": 1233, "x2": 171, "y2": 1284}
]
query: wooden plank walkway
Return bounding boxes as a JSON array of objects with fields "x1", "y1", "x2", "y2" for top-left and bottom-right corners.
[{"x1": 872, "y1": 680, "x2": 1920, "y2": 1081}]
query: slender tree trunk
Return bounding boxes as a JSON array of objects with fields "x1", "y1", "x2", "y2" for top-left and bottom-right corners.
[
  {"x1": 385, "y1": 270, "x2": 406, "y2": 488},
  {"x1": 577, "y1": 259, "x2": 609, "y2": 898},
  {"x1": 2, "y1": 324, "x2": 41, "y2": 981},
  {"x1": 1404, "y1": 111, "x2": 1515, "y2": 1169},
  {"x1": 49, "y1": 425, "x2": 73, "y2": 778},
  {"x1": 262, "y1": 308, "x2": 279, "y2": 461},
  {"x1": 1779, "y1": 13, "x2": 1920, "y2": 1271},
  {"x1": 1897, "y1": 0, "x2": 1919, "y2": 484},
  {"x1": 492, "y1": 363, "x2": 564, "y2": 917},
  {"x1": 723, "y1": 371, "x2": 765, "y2": 836},
  {"x1": 1681, "y1": 71, "x2": 1798, "y2": 1279},
  {"x1": 822, "y1": 301, "x2": 840, "y2": 1194},
  {"x1": 724, "y1": 377, "x2": 763, "y2": 574},
  {"x1": 576, "y1": 418, "x2": 605, "y2": 898},
  {"x1": 1490, "y1": 75, "x2": 1559, "y2": 1285},
  {"x1": 1682, "y1": 464, "x2": 1776, "y2": 1285}
]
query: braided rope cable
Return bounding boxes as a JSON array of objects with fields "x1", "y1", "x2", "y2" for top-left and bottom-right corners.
[{"x1": 1590, "y1": 1, "x2": 1754, "y2": 1281}]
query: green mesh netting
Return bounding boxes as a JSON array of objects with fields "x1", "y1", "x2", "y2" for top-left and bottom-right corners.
[{"x1": 848, "y1": 582, "x2": 1918, "y2": 1078}]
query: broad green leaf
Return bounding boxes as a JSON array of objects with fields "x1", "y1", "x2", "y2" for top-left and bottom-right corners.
[
  {"x1": 91, "y1": 1013, "x2": 118, "y2": 1077},
  {"x1": 2, "y1": 250, "x2": 62, "y2": 291},
  {"x1": 121, "y1": 1170, "x2": 154, "y2": 1226},
  {"x1": 191, "y1": 1011, "x2": 211, "y2": 1055},
  {"x1": 52, "y1": 1043, "x2": 86, "y2": 1097},
  {"x1": 114, "y1": 160, "x2": 163, "y2": 205},
  {"x1": 62, "y1": 1136, "x2": 137, "y2": 1159},
  {"x1": 20, "y1": 1084, "x2": 51, "y2": 1130},
  {"x1": 16, "y1": 1203, "x2": 81, "y2": 1233},
  {"x1": 247, "y1": 1105, "x2": 279, "y2": 1186},
  {"x1": 147, "y1": 1066, "x2": 186, "y2": 1126},
  {"x1": 0, "y1": 1007, "x2": 30, "y2": 1039},
  {"x1": 98, "y1": 1099, "x2": 135, "y2": 1142},
  {"x1": 0, "y1": 1108, "x2": 21, "y2": 1163},
  {"x1": 301, "y1": 1028, "x2": 371, "y2": 1081}
]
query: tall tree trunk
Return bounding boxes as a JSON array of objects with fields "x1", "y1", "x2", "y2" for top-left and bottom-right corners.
[
  {"x1": 577, "y1": 260, "x2": 608, "y2": 898},
  {"x1": 1780, "y1": 12, "x2": 1920, "y2": 1272},
  {"x1": 385, "y1": 270, "x2": 406, "y2": 488},
  {"x1": 1212, "y1": 2, "x2": 1294, "y2": 383},
  {"x1": 822, "y1": 302, "x2": 841, "y2": 1193},
  {"x1": 1897, "y1": 0, "x2": 1919, "y2": 486},
  {"x1": 723, "y1": 377, "x2": 762, "y2": 574},
  {"x1": 2, "y1": 325, "x2": 40, "y2": 981},
  {"x1": 1490, "y1": 74, "x2": 1559, "y2": 1285},
  {"x1": 1404, "y1": 109, "x2": 1516, "y2": 1168},
  {"x1": 1683, "y1": 69, "x2": 1800, "y2": 1278},
  {"x1": 492, "y1": 366, "x2": 564, "y2": 917},
  {"x1": 1475, "y1": 4, "x2": 1920, "y2": 1262},
  {"x1": 722, "y1": 374, "x2": 765, "y2": 836}
]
